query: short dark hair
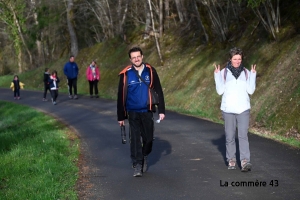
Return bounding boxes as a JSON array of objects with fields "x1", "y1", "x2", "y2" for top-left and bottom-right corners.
[
  {"x1": 229, "y1": 47, "x2": 243, "y2": 59},
  {"x1": 128, "y1": 47, "x2": 143, "y2": 58},
  {"x1": 70, "y1": 55, "x2": 74, "y2": 59},
  {"x1": 51, "y1": 70, "x2": 57, "y2": 75},
  {"x1": 45, "y1": 68, "x2": 49, "y2": 72}
]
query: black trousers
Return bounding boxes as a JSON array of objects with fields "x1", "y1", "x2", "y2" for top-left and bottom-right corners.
[
  {"x1": 14, "y1": 89, "x2": 20, "y2": 97},
  {"x1": 128, "y1": 111, "x2": 154, "y2": 166},
  {"x1": 88, "y1": 80, "x2": 98, "y2": 95},
  {"x1": 67, "y1": 78, "x2": 77, "y2": 95},
  {"x1": 43, "y1": 84, "x2": 50, "y2": 98},
  {"x1": 50, "y1": 90, "x2": 58, "y2": 101}
]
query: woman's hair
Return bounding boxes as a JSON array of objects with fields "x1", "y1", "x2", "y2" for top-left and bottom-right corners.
[
  {"x1": 45, "y1": 68, "x2": 49, "y2": 72},
  {"x1": 14, "y1": 75, "x2": 19, "y2": 79},
  {"x1": 51, "y1": 70, "x2": 57, "y2": 76},
  {"x1": 229, "y1": 47, "x2": 243, "y2": 59}
]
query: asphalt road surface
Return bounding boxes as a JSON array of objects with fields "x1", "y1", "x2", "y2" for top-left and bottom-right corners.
[{"x1": 0, "y1": 88, "x2": 299, "y2": 200}]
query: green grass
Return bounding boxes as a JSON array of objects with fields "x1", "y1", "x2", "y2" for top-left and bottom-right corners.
[{"x1": 0, "y1": 101, "x2": 79, "y2": 199}]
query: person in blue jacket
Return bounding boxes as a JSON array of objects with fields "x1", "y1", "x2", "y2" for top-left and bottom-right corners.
[
  {"x1": 64, "y1": 55, "x2": 79, "y2": 99},
  {"x1": 117, "y1": 47, "x2": 165, "y2": 177}
]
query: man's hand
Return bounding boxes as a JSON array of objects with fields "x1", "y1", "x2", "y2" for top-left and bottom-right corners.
[
  {"x1": 118, "y1": 120, "x2": 125, "y2": 126},
  {"x1": 158, "y1": 113, "x2": 165, "y2": 121}
]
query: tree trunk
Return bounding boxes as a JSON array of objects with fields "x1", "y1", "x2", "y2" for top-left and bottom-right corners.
[
  {"x1": 148, "y1": 0, "x2": 163, "y2": 64},
  {"x1": 164, "y1": 0, "x2": 170, "y2": 29},
  {"x1": 66, "y1": 0, "x2": 78, "y2": 56},
  {"x1": 175, "y1": 0, "x2": 184, "y2": 23},
  {"x1": 30, "y1": 0, "x2": 43, "y2": 65},
  {"x1": 159, "y1": 0, "x2": 163, "y2": 38},
  {"x1": 144, "y1": 3, "x2": 151, "y2": 39},
  {"x1": 192, "y1": 0, "x2": 209, "y2": 43}
]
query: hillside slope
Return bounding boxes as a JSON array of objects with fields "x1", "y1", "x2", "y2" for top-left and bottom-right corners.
[{"x1": 0, "y1": 31, "x2": 299, "y2": 147}]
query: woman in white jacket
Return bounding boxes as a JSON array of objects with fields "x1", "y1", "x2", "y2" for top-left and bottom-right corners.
[{"x1": 214, "y1": 47, "x2": 256, "y2": 172}]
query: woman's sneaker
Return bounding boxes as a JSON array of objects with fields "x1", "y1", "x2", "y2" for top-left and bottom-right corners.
[
  {"x1": 228, "y1": 160, "x2": 236, "y2": 170},
  {"x1": 241, "y1": 160, "x2": 252, "y2": 172}
]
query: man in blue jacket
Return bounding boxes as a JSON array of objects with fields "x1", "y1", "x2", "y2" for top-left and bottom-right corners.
[
  {"x1": 64, "y1": 55, "x2": 79, "y2": 99},
  {"x1": 117, "y1": 47, "x2": 165, "y2": 177}
]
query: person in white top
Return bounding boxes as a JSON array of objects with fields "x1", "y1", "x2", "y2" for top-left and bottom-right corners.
[{"x1": 214, "y1": 47, "x2": 257, "y2": 172}]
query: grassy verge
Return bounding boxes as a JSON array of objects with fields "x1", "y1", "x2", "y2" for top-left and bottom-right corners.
[{"x1": 0, "y1": 101, "x2": 79, "y2": 199}]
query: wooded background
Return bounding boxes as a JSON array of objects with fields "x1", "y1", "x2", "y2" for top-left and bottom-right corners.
[{"x1": 0, "y1": 0, "x2": 298, "y2": 74}]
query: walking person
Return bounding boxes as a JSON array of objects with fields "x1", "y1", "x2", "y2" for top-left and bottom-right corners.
[
  {"x1": 214, "y1": 47, "x2": 257, "y2": 172},
  {"x1": 86, "y1": 60, "x2": 100, "y2": 98},
  {"x1": 43, "y1": 68, "x2": 51, "y2": 101},
  {"x1": 49, "y1": 70, "x2": 60, "y2": 105},
  {"x1": 10, "y1": 75, "x2": 25, "y2": 100},
  {"x1": 64, "y1": 55, "x2": 79, "y2": 99},
  {"x1": 117, "y1": 47, "x2": 165, "y2": 177}
]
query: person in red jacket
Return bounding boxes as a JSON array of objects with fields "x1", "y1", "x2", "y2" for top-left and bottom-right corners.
[{"x1": 86, "y1": 61, "x2": 100, "y2": 98}]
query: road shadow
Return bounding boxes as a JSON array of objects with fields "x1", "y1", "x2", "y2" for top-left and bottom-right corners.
[
  {"x1": 149, "y1": 136, "x2": 172, "y2": 169},
  {"x1": 211, "y1": 130, "x2": 241, "y2": 167}
]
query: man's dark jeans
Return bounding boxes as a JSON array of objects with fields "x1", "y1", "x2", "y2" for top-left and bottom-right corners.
[{"x1": 128, "y1": 111, "x2": 154, "y2": 166}]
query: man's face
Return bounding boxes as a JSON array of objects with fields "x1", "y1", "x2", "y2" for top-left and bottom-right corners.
[
  {"x1": 130, "y1": 51, "x2": 143, "y2": 67},
  {"x1": 70, "y1": 57, "x2": 75, "y2": 62}
]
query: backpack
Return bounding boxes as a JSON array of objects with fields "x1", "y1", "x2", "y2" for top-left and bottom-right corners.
[{"x1": 224, "y1": 67, "x2": 248, "y2": 82}]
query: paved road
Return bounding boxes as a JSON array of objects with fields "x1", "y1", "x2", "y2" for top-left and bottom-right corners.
[{"x1": 1, "y1": 88, "x2": 300, "y2": 200}]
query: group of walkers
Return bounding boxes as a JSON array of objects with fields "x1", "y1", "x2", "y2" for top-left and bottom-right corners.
[
  {"x1": 9, "y1": 46, "x2": 257, "y2": 178},
  {"x1": 42, "y1": 56, "x2": 100, "y2": 105},
  {"x1": 117, "y1": 46, "x2": 256, "y2": 177}
]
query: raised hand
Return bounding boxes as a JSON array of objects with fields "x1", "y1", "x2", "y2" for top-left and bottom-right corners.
[
  {"x1": 214, "y1": 64, "x2": 220, "y2": 73},
  {"x1": 251, "y1": 64, "x2": 256, "y2": 73}
]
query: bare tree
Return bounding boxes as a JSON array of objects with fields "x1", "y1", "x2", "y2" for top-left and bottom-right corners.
[
  {"x1": 144, "y1": 2, "x2": 151, "y2": 39},
  {"x1": 117, "y1": 0, "x2": 129, "y2": 37},
  {"x1": 66, "y1": 0, "x2": 78, "y2": 56},
  {"x1": 30, "y1": 0, "x2": 43, "y2": 65},
  {"x1": 164, "y1": 0, "x2": 170, "y2": 28},
  {"x1": 159, "y1": 0, "x2": 163, "y2": 38},
  {"x1": 148, "y1": 0, "x2": 163, "y2": 64},
  {"x1": 244, "y1": 0, "x2": 280, "y2": 40},
  {"x1": 193, "y1": 0, "x2": 209, "y2": 43},
  {"x1": 0, "y1": 0, "x2": 33, "y2": 73},
  {"x1": 175, "y1": 0, "x2": 185, "y2": 23},
  {"x1": 200, "y1": 0, "x2": 231, "y2": 42}
]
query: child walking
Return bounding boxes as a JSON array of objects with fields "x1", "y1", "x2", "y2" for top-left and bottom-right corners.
[
  {"x1": 10, "y1": 75, "x2": 25, "y2": 100},
  {"x1": 43, "y1": 68, "x2": 51, "y2": 101},
  {"x1": 48, "y1": 70, "x2": 60, "y2": 105}
]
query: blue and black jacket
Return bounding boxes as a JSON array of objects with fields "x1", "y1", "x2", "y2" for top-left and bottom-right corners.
[
  {"x1": 63, "y1": 61, "x2": 79, "y2": 79},
  {"x1": 117, "y1": 63, "x2": 165, "y2": 121}
]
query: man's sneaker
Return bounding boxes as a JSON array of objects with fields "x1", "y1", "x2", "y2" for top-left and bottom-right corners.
[
  {"x1": 53, "y1": 101, "x2": 57, "y2": 105},
  {"x1": 74, "y1": 95, "x2": 78, "y2": 99},
  {"x1": 69, "y1": 95, "x2": 73, "y2": 99},
  {"x1": 133, "y1": 164, "x2": 142, "y2": 177},
  {"x1": 142, "y1": 156, "x2": 148, "y2": 172},
  {"x1": 228, "y1": 159, "x2": 236, "y2": 170},
  {"x1": 42, "y1": 98, "x2": 48, "y2": 101},
  {"x1": 95, "y1": 95, "x2": 99, "y2": 98},
  {"x1": 241, "y1": 160, "x2": 252, "y2": 172},
  {"x1": 90, "y1": 95, "x2": 93, "y2": 98}
]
